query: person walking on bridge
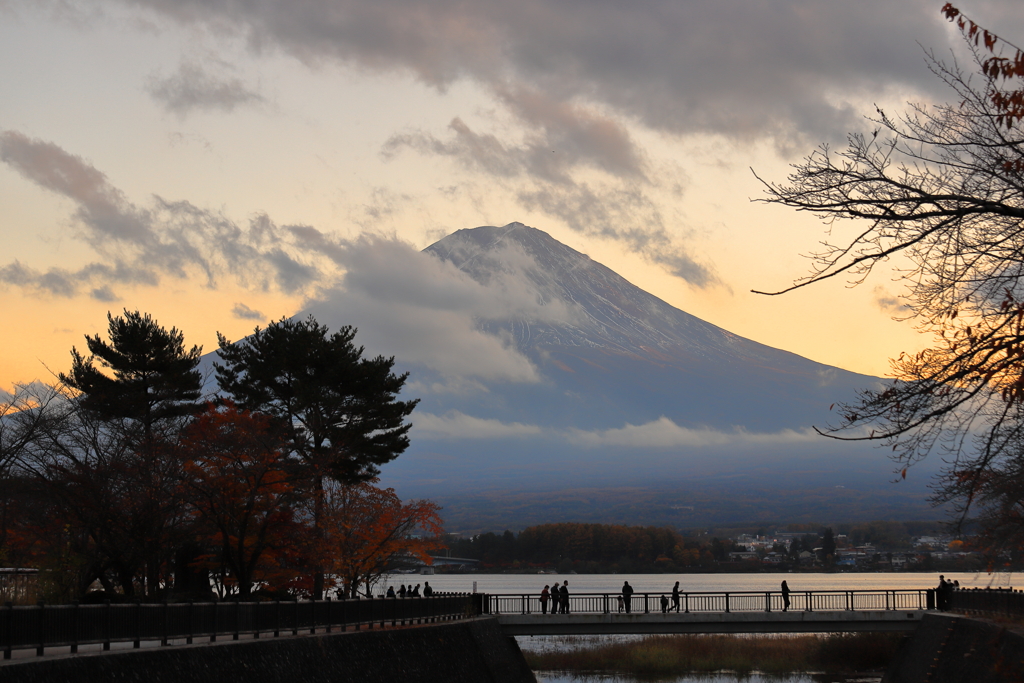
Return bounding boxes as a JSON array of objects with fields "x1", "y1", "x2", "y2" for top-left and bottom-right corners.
[
  {"x1": 540, "y1": 585, "x2": 550, "y2": 614},
  {"x1": 550, "y1": 582, "x2": 560, "y2": 614},
  {"x1": 781, "y1": 580, "x2": 791, "y2": 612},
  {"x1": 560, "y1": 581, "x2": 569, "y2": 614},
  {"x1": 671, "y1": 581, "x2": 680, "y2": 612},
  {"x1": 621, "y1": 581, "x2": 634, "y2": 613}
]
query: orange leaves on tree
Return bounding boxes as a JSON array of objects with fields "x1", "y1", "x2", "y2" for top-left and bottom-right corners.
[
  {"x1": 943, "y1": 4, "x2": 1024, "y2": 132},
  {"x1": 180, "y1": 402, "x2": 302, "y2": 597},
  {"x1": 315, "y1": 479, "x2": 444, "y2": 598}
]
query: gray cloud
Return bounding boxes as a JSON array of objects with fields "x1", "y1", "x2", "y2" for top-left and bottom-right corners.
[
  {"x1": 146, "y1": 61, "x2": 265, "y2": 117},
  {"x1": 383, "y1": 116, "x2": 716, "y2": 287},
  {"x1": 93, "y1": 0, "x2": 991, "y2": 290},
  {"x1": 35, "y1": 0, "x2": 999, "y2": 290},
  {"x1": 302, "y1": 234, "x2": 591, "y2": 386},
  {"x1": 873, "y1": 285, "x2": 913, "y2": 316},
  {"x1": 518, "y1": 183, "x2": 717, "y2": 287},
  {"x1": 231, "y1": 302, "x2": 264, "y2": 319},
  {"x1": 382, "y1": 118, "x2": 526, "y2": 179},
  {"x1": 0, "y1": 130, "x2": 589, "y2": 387},
  {"x1": 0, "y1": 130, "x2": 323, "y2": 297},
  {"x1": 90, "y1": 285, "x2": 119, "y2": 302},
  {"x1": 115, "y1": 0, "x2": 971, "y2": 145}
]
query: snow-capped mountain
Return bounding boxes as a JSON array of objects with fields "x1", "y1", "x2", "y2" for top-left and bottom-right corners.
[
  {"x1": 417, "y1": 222, "x2": 874, "y2": 433},
  {"x1": 296, "y1": 222, "x2": 940, "y2": 529}
]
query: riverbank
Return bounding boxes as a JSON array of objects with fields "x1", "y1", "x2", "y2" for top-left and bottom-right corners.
[{"x1": 523, "y1": 633, "x2": 901, "y2": 677}]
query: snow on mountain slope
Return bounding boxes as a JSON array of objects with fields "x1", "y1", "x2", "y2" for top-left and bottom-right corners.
[{"x1": 416, "y1": 222, "x2": 877, "y2": 432}]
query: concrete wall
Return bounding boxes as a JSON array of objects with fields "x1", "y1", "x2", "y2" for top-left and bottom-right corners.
[
  {"x1": 0, "y1": 617, "x2": 536, "y2": 683},
  {"x1": 883, "y1": 613, "x2": 1024, "y2": 683}
]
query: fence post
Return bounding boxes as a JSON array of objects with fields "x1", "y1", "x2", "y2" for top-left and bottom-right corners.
[
  {"x1": 603, "y1": 594, "x2": 608, "y2": 614},
  {"x1": 4, "y1": 601, "x2": 12, "y2": 659},
  {"x1": 805, "y1": 592, "x2": 812, "y2": 612},
  {"x1": 684, "y1": 593, "x2": 689, "y2": 614},
  {"x1": 187, "y1": 601, "x2": 194, "y2": 645},
  {"x1": 292, "y1": 598, "x2": 299, "y2": 636},
  {"x1": 133, "y1": 600, "x2": 142, "y2": 649},
  {"x1": 234, "y1": 600, "x2": 241, "y2": 640},
  {"x1": 724, "y1": 593, "x2": 730, "y2": 614},
  {"x1": 162, "y1": 601, "x2": 169, "y2": 646},
  {"x1": 36, "y1": 600, "x2": 44, "y2": 657},
  {"x1": 327, "y1": 597, "x2": 333, "y2": 633},
  {"x1": 103, "y1": 600, "x2": 111, "y2": 651},
  {"x1": 765, "y1": 592, "x2": 771, "y2": 612},
  {"x1": 72, "y1": 600, "x2": 80, "y2": 653},
  {"x1": 309, "y1": 598, "x2": 316, "y2": 635},
  {"x1": 274, "y1": 599, "x2": 281, "y2": 638}
]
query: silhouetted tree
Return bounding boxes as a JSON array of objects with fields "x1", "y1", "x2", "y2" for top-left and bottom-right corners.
[
  {"x1": 60, "y1": 310, "x2": 202, "y2": 440},
  {"x1": 215, "y1": 316, "x2": 418, "y2": 598},
  {"x1": 25, "y1": 311, "x2": 204, "y2": 598},
  {"x1": 757, "y1": 7, "x2": 1024, "y2": 557}
]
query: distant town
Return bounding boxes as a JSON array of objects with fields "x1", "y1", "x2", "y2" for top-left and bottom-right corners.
[{"x1": 430, "y1": 522, "x2": 997, "y2": 575}]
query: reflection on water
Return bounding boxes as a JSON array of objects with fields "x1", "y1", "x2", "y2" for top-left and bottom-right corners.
[
  {"x1": 520, "y1": 635, "x2": 884, "y2": 683},
  {"x1": 533, "y1": 672, "x2": 882, "y2": 683}
]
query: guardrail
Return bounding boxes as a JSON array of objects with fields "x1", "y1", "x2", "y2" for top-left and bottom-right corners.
[
  {"x1": 2, "y1": 593, "x2": 480, "y2": 659},
  {"x1": 949, "y1": 587, "x2": 1023, "y2": 618},
  {"x1": 483, "y1": 589, "x2": 931, "y2": 616}
]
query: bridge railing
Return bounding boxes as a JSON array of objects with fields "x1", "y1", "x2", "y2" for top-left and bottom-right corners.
[
  {"x1": 949, "y1": 587, "x2": 1024, "y2": 618},
  {"x1": 1, "y1": 593, "x2": 478, "y2": 660},
  {"x1": 483, "y1": 589, "x2": 931, "y2": 616}
]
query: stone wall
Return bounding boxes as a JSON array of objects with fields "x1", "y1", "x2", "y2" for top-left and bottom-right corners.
[
  {"x1": 882, "y1": 612, "x2": 1024, "y2": 683},
  {"x1": 0, "y1": 617, "x2": 536, "y2": 683}
]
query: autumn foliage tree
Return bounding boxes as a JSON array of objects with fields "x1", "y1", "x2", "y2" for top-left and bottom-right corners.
[
  {"x1": 2, "y1": 312, "x2": 438, "y2": 601},
  {"x1": 315, "y1": 479, "x2": 443, "y2": 598},
  {"x1": 757, "y1": 5, "x2": 1024, "y2": 560},
  {"x1": 180, "y1": 403, "x2": 300, "y2": 598},
  {"x1": 215, "y1": 317, "x2": 419, "y2": 598}
]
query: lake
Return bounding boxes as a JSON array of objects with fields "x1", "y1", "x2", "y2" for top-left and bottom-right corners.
[{"x1": 390, "y1": 570, "x2": 1013, "y2": 595}]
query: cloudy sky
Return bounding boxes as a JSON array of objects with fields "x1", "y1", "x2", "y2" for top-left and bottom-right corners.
[{"x1": 2, "y1": 0, "x2": 1021, "y2": 391}]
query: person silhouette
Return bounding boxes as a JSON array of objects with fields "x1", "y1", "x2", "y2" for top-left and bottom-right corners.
[
  {"x1": 622, "y1": 581, "x2": 634, "y2": 614},
  {"x1": 781, "y1": 580, "x2": 791, "y2": 612}
]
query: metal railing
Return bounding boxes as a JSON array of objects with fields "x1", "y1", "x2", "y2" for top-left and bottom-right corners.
[
  {"x1": 949, "y1": 587, "x2": 1023, "y2": 618},
  {"x1": 484, "y1": 589, "x2": 931, "y2": 616},
  {"x1": 2, "y1": 593, "x2": 479, "y2": 659}
]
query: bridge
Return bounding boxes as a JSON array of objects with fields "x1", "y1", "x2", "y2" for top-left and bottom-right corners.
[{"x1": 486, "y1": 589, "x2": 931, "y2": 635}]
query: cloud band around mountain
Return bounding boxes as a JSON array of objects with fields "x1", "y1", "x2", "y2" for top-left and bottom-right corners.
[{"x1": 413, "y1": 411, "x2": 820, "y2": 448}]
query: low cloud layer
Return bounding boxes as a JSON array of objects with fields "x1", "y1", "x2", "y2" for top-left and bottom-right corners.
[
  {"x1": 303, "y1": 234, "x2": 582, "y2": 385},
  {"x1": 412, "y1": 411, "x2": 820, "y2": 447}
]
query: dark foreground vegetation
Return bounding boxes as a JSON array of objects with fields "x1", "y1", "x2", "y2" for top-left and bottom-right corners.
[
  {"x1": 0, "y1": 311, "x2": 438, "y2": 604},
  {"x1": 523, "y1": 632, "x2": 903, "y2": 676}
]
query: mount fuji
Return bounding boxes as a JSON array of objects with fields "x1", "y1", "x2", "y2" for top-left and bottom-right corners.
[{"x1": 297, "y1": 223, "x2": 941, "y2": 532}]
